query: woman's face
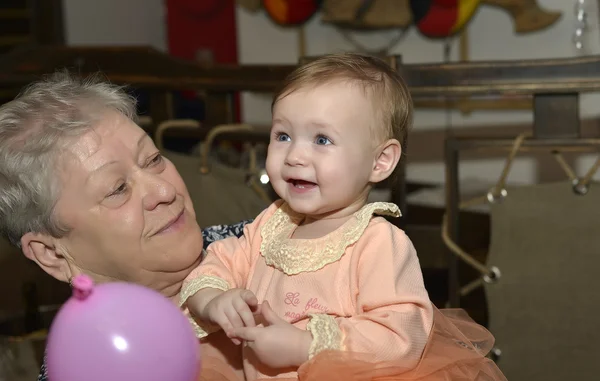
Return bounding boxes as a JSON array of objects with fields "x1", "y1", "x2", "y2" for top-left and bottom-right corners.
[{"x1": 49, "y1": 111, "x2": 203, "y2": 295}]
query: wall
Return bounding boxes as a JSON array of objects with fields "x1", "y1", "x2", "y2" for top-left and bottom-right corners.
[
  {"x1": 62, "y1": 0, "x2": 167, "y2": 51},
  {"x1": 61, "y1": 0, "x2": 600, "y2": 186},
  {"x1": 237, "y1": 0, "x2": 600, "y2": 186}
]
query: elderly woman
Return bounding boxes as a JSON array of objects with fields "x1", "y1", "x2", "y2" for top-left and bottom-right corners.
[{"x1": 0, "y1": 72, "x2": 250, "y2": 381}]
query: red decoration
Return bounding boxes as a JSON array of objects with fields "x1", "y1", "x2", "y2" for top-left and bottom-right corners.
[
  {"x1": 165, "y1": 0, "x2": 240, "y2": 121},
  {"x1": 416, "y1": 1, "x2": 458, "y2": 38},
  {"x1": 262, "y1": 0, "x2": 321, "y2": 26}
]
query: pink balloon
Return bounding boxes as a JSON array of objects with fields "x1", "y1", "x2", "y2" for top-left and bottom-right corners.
[{"x1": 47, "y1": 275, "x2": 200, "y2": 381}]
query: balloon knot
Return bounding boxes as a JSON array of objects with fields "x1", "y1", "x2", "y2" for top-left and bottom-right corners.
[{"x1": 72, "y1": 274, "x2": 94, "y2": 300}]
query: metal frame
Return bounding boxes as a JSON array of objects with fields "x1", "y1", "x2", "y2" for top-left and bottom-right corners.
[
  {"x1": 430, "y1": 56, "x2": 600, "y2": 307},
  {"x1": 444, "y1": 137, "x2": 600, "y2": 307}
]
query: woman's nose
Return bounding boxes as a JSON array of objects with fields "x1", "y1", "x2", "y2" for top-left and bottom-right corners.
[{"x1": 142, "y1": 175, "x2": 177, "y2": 210}]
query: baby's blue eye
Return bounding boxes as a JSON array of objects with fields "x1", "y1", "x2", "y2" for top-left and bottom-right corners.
[
  {"x1": 315, "y1": 135, "x2": 332, "y2": 145},
  {"x1": 276, "y1": 133, "x2": 291, "y2": 142}
]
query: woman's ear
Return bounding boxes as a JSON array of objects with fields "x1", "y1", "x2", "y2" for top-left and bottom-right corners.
[
  {"x1": 21, "y1": 232, "x2": 71, "y2": 282},
  {"x1": 370, "y1": 139, "x2": 401, "y2": 184}
]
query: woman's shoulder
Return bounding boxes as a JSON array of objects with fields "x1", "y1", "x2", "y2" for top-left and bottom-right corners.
[
  {"x1": 201, "y1": 219, "x2": 253, "y2": 249},
  {"x1": 201, "y1": 202, "x2": 286, "y2": 249}
]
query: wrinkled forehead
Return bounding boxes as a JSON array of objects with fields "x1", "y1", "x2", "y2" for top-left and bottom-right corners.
[{"x1": 58, "y1": 111, "x2": 142, "y2": 174}]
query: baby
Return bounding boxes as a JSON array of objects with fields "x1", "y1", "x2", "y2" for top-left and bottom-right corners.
[{"x1": 180, "y1": 53, "x2": 506, "y2": 381}]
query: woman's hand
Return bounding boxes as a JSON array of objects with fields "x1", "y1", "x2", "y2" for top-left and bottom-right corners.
[
  {"x1": 188, "y1": 288, "x2": 259, "y2": 344},
  {"x1": 232, "y1": 301, "x2": 313, "y2": 368}
]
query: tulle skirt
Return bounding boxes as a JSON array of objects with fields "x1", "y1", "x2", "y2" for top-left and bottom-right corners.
[{"x1": 199, "y1": 307, "x2": 507, "y2": 381}]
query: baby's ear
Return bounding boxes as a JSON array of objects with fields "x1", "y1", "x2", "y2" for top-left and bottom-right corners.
[{"x1": 370, "y1": 139, "x2": 401, "y2": 183}]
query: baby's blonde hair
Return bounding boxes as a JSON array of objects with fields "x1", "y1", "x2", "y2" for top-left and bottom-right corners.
[{"x1": 272, "y1": 52, "x2": 413, "y2": 150}]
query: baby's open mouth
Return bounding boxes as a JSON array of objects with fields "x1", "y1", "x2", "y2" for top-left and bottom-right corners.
[{"x1": 289, "y1": 179, "x2": 317, "y2": 189}]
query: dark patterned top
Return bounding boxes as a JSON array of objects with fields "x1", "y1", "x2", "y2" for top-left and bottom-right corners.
[{"x1": 37, "y1": 220, "x2": 251, "y2": 381}]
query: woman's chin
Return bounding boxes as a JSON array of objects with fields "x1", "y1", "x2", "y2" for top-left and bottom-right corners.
[
  {"x1": 148, "y1": 228, "x2": 203, "y2": 273},
  {"x1": 175, "y1": 235, "x2": 204, "y2": 269}
]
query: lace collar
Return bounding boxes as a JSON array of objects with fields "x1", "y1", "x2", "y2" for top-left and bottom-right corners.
[{"x1": 259, "y1": 202, "x2": 401, "y2": 275}]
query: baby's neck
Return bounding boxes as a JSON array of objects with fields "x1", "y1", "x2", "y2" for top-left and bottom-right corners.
[
  {"x1": 292, "y1": 201, "x2": 366, "y2": 239},
  {"x1": 292, "y1": 216, "x2": 350, "y2": 239}
]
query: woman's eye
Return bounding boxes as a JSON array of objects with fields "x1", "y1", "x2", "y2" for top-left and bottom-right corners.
[
  {"x1": 108, "y1": 183, "x2": 127, "y2": 198},
  {"x1": 315, "y1": 135, "x2": 332, "y2": 145},
  {"x1": 146, "y1": 153, "x2": 163, "y2": 167}
]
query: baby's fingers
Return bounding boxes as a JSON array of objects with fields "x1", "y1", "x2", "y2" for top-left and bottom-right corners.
[
  {"x1": 230, "y1": 326, "x2": 260, "y2": 342},
  {"x1": 224, "y1": 306, "x2": 245, "y2": 329},
  {"x1": 233, "y1": 298, "x2": 257, "y2": 328},
  {"x1": 224, "y1": 307, "x2": 245, "y2": 345},
  {"x1": 240, "y1": 290, "x2": 259, "y2": 309},
  {"x1": 209, "y1": 312, "x2": 234, "y2": 338}
]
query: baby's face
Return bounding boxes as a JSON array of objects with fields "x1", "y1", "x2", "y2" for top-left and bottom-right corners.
[{"x1": 266, "y1": 81, "x2": 379, "y2": 219}]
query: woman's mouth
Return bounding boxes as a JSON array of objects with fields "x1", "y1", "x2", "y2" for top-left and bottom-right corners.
[{"x1": 155, "y1": 209, "x2": 185, "y2": 235}]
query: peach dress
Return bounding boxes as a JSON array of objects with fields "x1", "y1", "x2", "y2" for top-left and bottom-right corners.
[{"x1": 180, "y1": 201, "x2": 506, "y2": 381}]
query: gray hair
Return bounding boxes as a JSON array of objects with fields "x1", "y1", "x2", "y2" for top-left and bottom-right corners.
[{"x1": 0, "y1": 70, "x2": 137, "y2": 247}]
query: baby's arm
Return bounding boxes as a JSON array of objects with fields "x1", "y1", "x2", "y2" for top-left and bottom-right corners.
[
  {"x1": 185, "y1": 237, "x2": 259, "y2": 341},
  {"x1": 307, "y1": 219, "x2": 433, "y2": 369},
  {"x1": 180, "y1": 203, "x2": 280, "y2": 338}
]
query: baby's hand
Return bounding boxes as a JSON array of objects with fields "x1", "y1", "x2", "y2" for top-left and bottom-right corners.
[
  {"x1": 232, "y1": 301, "x2": 312, "y2": 368},
  {"x1": 203, "y1": 288, "x2": 259, "y2": 344}
]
